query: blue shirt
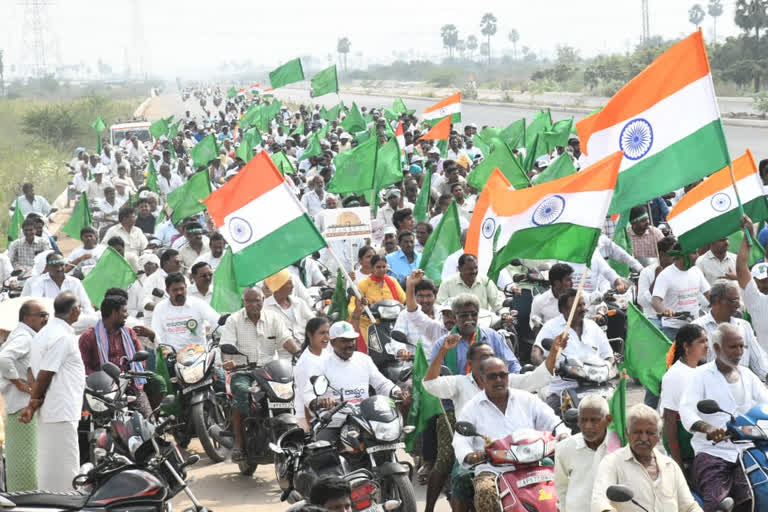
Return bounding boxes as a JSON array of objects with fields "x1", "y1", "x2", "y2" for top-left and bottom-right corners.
[
  {"x1": 430, "y1": 328, "x2": 521, "y2": 375},
  {"x1": 649, "y1": 196, "x2": 669, "y2": 226},
  {"x1": 759, "y1": 226, "x2": 768, "y2": 249},
  {"x1": 386, "y1": 249, "x2": 422, "y2": 283}
]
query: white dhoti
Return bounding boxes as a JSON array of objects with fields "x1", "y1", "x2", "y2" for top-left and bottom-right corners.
[{"x1": 37, "y1": 420, "x2": 79, "y2": 491}]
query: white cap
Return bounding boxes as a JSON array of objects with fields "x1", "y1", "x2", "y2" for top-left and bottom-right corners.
[
  {"x1": 751, "y1": 262, "x2": 768, "y2": 280},
  {"x1": 329, "y1": 321, "x2": 359, "y2": 339}
]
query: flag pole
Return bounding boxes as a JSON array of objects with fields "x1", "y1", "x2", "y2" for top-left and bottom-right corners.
[{"x1": 556, "y1": 267, "x2": 589, "y2": 361}]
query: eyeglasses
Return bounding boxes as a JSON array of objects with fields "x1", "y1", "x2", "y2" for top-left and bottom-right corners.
[
  {"x1": 726, "y1": 296, "x2": 740, "y2": 304},
  {"x1": 485, "y1": 371, "x2": 509, "y2": 381},
  {"x1": 33, "y1": 312, "x2": 49, "y2": 318}
]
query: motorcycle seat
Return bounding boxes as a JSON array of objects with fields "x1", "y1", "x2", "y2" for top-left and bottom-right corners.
[{"x1": 0, "y1": 490, "x2": 90, "y2": 509}]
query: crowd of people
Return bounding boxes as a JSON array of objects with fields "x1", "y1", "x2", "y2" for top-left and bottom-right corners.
[{"x1": 1, "y1": 84, "x2": 768, "y2": 512}]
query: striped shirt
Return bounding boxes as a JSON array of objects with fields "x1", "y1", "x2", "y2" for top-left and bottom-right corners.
[{"x1": 219, "y1": 308, "x2": 292, "y2": 366}]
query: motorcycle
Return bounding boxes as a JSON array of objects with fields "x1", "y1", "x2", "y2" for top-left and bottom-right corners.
[
  {"x1": 0, "y1": 362, "x2": 207, "y2": 512},
  {"x1": 212, "y1": 343, "x2": 300, "y2": 476},
  {"x1": 506, "y1": 260, "x2": 551, "y2": 364},
  {"x1": 162, "y1": 317, "x2": 230, "y2": 462},
  {"x1": 367, "y1": 299, "x2": 408, "y2": 376},
  {"x1": 606, "y1": 484, "x2": 733, "y2": 511},
  {"x1": 454, "y1": 420, "x2": 560, "y2": 512}
]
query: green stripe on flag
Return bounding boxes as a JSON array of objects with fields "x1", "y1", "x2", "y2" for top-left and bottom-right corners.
[
  {"x1": 231, "y1": 215, "x2": 326, "y2": 287},
  {"x1": 678, "y1": 195, "x2": 768, "y2": 254}
]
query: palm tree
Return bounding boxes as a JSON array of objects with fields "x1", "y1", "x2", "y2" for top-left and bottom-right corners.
[
  {"x1": 708, "y1": 0, "x2": 724, "y2": 42},
  {"x1": 466, "y1": 35, "x2": 478, "y2": 60},
  {"x1": 456, "y1": 39, "x2": 466, "y2": 59},
  {"x1": 440, "y1": 24, "x2": 459, "y2": 58},
  {"x1": 480, "y1": 13, "x2": 498, "y2": 66},
  {"x1": 337, "y1": 37, "x2": 351, "y2": 71},
  {"x1": 508, "y1": 29, "x2": 519, "y2": 59},
  {"x1": 734, "y1": 0, "x2": 768, "y2": 90},
  {"x1": 689, "y1": 3, "x2": 706, "y2": 28}
]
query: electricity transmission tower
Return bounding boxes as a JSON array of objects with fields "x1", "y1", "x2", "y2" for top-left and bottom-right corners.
[
  {"x1": 130, "y1": 0, "x2": 149, "y2": 79},
  {"x1": 20, "y1": 0, "x2": 55, "y2": 77},
  {"x1": 641, "y1": 0, "x2": 650, "y2": 44}
]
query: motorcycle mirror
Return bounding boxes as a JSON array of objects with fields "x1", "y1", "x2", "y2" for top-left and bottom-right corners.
[
  {"x1": 390, "y1": 330, "x2": 408, "y2": 344},
  {"x1": 563, "y1": 408, "x2": 580, "y2": 429},
  {"x1": 718, "y1": 497, "x2": 734, "y2": 512},
  {"x1": 512, "y1": 274, "x2": 525, "y2": 283},
  {"x1": 152, "y1": 288, "x2": 165, "y2": 298},
  {"x1": 131, "y1": 350, "x2": 149, "y2": 362},
  {"x1": 320, "y1": 288, "x2": 335, "y2": 301},
  {"x1": 454, "y1": 421, "x2": 478, "y2": 437},
  {"x1": 219, "y1": 344, "x2": 242, "y2": 356},
  {"x1": 509, "y1": 259, "x2": 523, "y2": 266},
  {"x1": 399, "y1": 367, "x2": 413, "y2": 382},
  {"x1": 383, "y1": 500, "x2": 402, "y2": 511},
  {"x1": 541, "y1": 338, "x2": 554, "y2": 352},
  {"x1": 312, "y1": 375, "x2": 329, "y2": 396},
  {"x1": 268, "y1": 442, "x2": 283, "y2": 454},
  {"x1": 606, "y1": 485, "x2": 634, "y2": 503},
  {"x1": 101, "y1": 362, "x2": 121, "y2": 381},
  {"x1": 217, "y1": 314, "x2": 230, "y2": 326},
  {"x1": 520, "y1": 364, "x2": 535, "y2": 374},
  {"x1": 10, "y1": 269, "x2": 22, "y2": 277},
  {"x1": 697, "y1": 399, "x2": 723, "y2": 415}
]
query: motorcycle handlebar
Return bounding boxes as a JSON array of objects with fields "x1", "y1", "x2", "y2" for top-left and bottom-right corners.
[{"x1": 155, "y1": 415, "x2": 175, "y2": 434}]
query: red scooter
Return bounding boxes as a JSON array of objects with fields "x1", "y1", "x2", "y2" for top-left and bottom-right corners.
[{"x1": 455, "y1": 421, "x2": 559, "y2": 512}]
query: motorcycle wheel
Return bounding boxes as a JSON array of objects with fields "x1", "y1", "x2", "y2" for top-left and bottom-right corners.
[
  {"x1": 191, "y1": 400, "x2": 229, "y2": 463},
  {"x1": 238, "y1": 460, "x2": 257, "y2": 476},
  {"x1": 382, "y1": 474, "x2": 417, "y2": 512}
]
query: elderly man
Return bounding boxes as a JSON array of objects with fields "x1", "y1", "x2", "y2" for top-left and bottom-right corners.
[
  {"x1": 437, "y1": 254, "x2": 506, "y2": 314},
  {"x1": 680, "y1": 323, "x2": 768, "y2": 512},
  {"x1": 377, "y1": 188, "x2": 406, "y2": 226},
  {"x1": 0, "y1": 300, "x2": 49, "y2": 490},
  {"x1": 693, "y1": 279, "x2": 768, "y2": 379},
  {"x1": 592, "y1": 404, "x2": 701, "y2": 512},
  {"x1": 696, "y1": 238, "x2": 737, "y2": 286},
  {"x1": 555, "y1": 395, "x2": 612, "y2": 512},
  {"x1": 103, "y1": 206, "x2": 148, "y2": 267},
  {"x1": 95, "y1": 186, "x2": 120, "y2": 224},
  {"x1": 533, "y1": 289, "x2": 615, "y2": 411},
  {"x1": 263, "y1": 269, "x2": 311, "y2": 360},
  {"x1": 626, "y1": 205, "x2": 665, "y2": 259},
  {"x1": 736, "y1": 215, "x2": 768, "y2": 350},
  {"x1": 22, "y1": 252, "x2": 95, "y2": 315},
  {"x1": 386, "y1": 230, "x2": 422, "y2": 284},
  {"x1": 301, "y1": 176, "x2": 328, "y2": 217},
  {"x1": 220, "y1": 287, "x2": 297, "y2": 460},
  {"x1": 453, "y1": 356, "x2": 568, "y2": 512},
  {"x1": 9, "y1": 218, "x2": 50, "y2": 269},
  {"x1": 20, "y1": 292, "x2": 84, "y2": 492},
  {"x1": 16, "y1": 183, "x2": 51, "y2": 218}
]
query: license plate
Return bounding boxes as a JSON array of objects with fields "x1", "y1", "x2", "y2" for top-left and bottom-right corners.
[
  {"x1": 366, "y1": 442, "x2": 404, "y2": 453},
  {"x1": 268, "y1": 400, "x2": 294, "y2": 409},
  {"x1": 517, "y1": 473, "x2": 552, "y2": 487},
  {"x1": 181, "y1": 378, "x2": 212, "y2": 394}
]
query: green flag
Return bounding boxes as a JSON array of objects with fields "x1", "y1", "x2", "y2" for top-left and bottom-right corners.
[
  {"x1": 328, "y1": 136, "x2": 377, "y2": 194},
  {"x1": 609, "y1": 211, "x2": 633, "y2": 278},
  {"x1": 324, "y1": 102, "x2": 343, "y2": 122},
  {"x1": 382, "y1": 108, "x2": 399, "y2": 122},
  {"x1": 311, "y1": 65, "x2": 339, "y2": 97},
  {"x1": 523, "y1": 132, "x2": 549, "y2": 172},
  {"x1": 413, "y1": 168, "x2": 432, "y2": 223},
  {"x1": 728, "y1": 222, "x2": 766, "y2": 267},
  {"x1": 61, "y1": 192, "x2": 93, "y2": 240},
  {"x1": 239, "y1": 105, "x2": 261, "y2": 130},
  {"x1": 235, "y1": 128, "x2": 258, "y2": 162},
  {"x1": 466, "y1": 141, "x2": 530, "y2": 191},
  {"x1": 622, "y1": 303, "x2": 672, "y2": 396},
  {"x1": 227, "y1": 87, "x2": 237, "y2": 98},
  {"x1": 472, "y1": 134, "x2": 493, "y2": 158},
  {"x1": 150, "y1": 118, "x2": 169, "y2": 139},
  {"x1": 320, "y1": 105, "x2": 328, "y2": 119},
  {"x1": 500, "y1": 119, "x2": 526, "y2": 149},
  {"x1": 270, "y1": 151, "x2": 296, "y2": 175},
  {"x1": 7, "y1": 199, "x2": 23, "y2": 241},
  {"x1": 168, "y1": 119, "x2": 182, "y2": 140},
  {"x1": 269, "y1": 58, "x2": 305, "y2": 89},
  {"x1": 82, "y1": 247, "x2": 137, "y2": 307},
  {"x1": 533, "y1": 153, "x2": 577, "y2": 185},
  {"x1": 606, "y1": 375, "x2": 628, "y2": 449},
  {"x1": 405, "y1": 342, "x2": 444, "y2": 452},
  {"x1": 393, "y1": 97, "x2": 413, "y2": 115},
  {"x1": 340, "y1": 102, "x2": 366, "y2": 133},
  {"x1": 210, "y1": 247, "x2": 244, "y2": 314},
  {"x1": 419, "y1": 201, "x2": 462, "y2": 286},
  {"x1": 327, "y1": 269, "x2": 348, "y2": 322},
  {"x1": 300, "y1": 133, "x2": 323, "y2": 162},
  {"x1": 190, "y1": 134, "x2": 219, "y2": 169},
  {"x1": 525, "y1": 110, "x2": 552, "y2": 147},
  {"x1": 92, "y1": 117, "x2": 106, "y2": 155},
  {"x1": 369, "y1": 138, "x2": 403, "y2": 216},
  {"x1": 167, "y1": 171, "x2": 211, "y2": 224},
  {"x1": 318, "y1": 121, "x2": 331, "y2": 140},
  {"x1": 146, "y1": 158, "x2": 159, "y2": 193},
  {"x1": 542, "y1": 118, "x2": 574, "y2": 151},
  {"x1": 291, "y1": 120, "x2": 305, "y2": 137}
]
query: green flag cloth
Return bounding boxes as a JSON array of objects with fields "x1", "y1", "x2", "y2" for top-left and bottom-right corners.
[
  {"x1": 500, "y1": 119, "x2": 526, "y2": 149},
  {"x1": 479, "y1": 126, "x2": 502, "y2": 140},
  {"x1": 291, "y1": 121, "x2": 305, "y2": 137},
  {"x1": 466, "y1": 141, "x2": 530, "y2": 190},
  {"x1": 369, "y1": 138, "x2": 403, "y2": 216},
  {"x1": 413, "y1": 168, "x2": 432, "y2": 223},
  {"x1": 355, "y1": 128, "x2": 372, "y2": 145},
  {"x1": 393, "y1": 97, "x2": 413, "y2": 114},
  {"x1": 82, "y1": 247, "x2": 137, "y2": 307},
  {"x1": 622, "y1": 303, "x2": 672, "y2": 396},
  {"x1": 239, "y1": 105, "x2": 261, "y2": 131},
  {"x1": 227, "y1": 87, "x2": 237, "y2": 98},
  {"x1": 533, "y1": 153, "x2": 577, "y2": 185},
  {"x1": 383, "y1": 108, "x2": 399, "y2": 122},
  {"x1": 340, "y1": 102, "x2": 366, "y2": 133},
  {"x1": 327, "y1": 269, "x2": 348, "y2": 322},
  {"x1": 523, "y1": 132, "x2": 549, "y2": 172},
  {"x1": 405, "y1": 342, "x2": 444, "y2": 452},
  {"x1": 320, "y1": 105, "x2": 328, "y2": 119},
  {"x1": 609, "y1": 212, "x2": 633, "y2": 278},
  {"x1": 728, "y1": 222, "x2": 766, "y2": 266},
  {"x1": 472, "y1": 134, "x2": 493, "y2": 158},
  {"x1": 525, "y1": 110, "x2": 552, "y2": 147},
  {"x1": 154, "y1": 346, "x2": 181, "y2": 415},
  {"x1": 328, "y1": 137, "x2": 377, "y2": 194},
  {"x1": 269, "y1": 58, "x2": 305, "y2": 89},
  {"x1": 190, "y1": 134, "x2": 219, "y2": 169},
  {"x1": 606, "y1": 375, "x2": 628, "y2": 449},
  {"x1": 235, "y1": 128, "x2": 259, "y2": 162},
  {"x1": 61, "y1": 192, "x2": 93, "y2": 240},
  {"x1": 168, "y1": 120, "x2": 182, "y2": 140},
  {"x1": 210, "y1": 247, "x2": 244, "y2": 314},
  {"x1": 324, "y1": 102, "x2": 343, "y2": 122},
  {"x1": 7, "y1": 199, "x2": 23, "y2": 241},
  {"x1": 318, "y1": 122, "x2": 331, "y2": 140},
  {"x1": 167, "y1": 171, "x2": 211, "y2": 224},
  {"x1": 150, "y1": 118, "x2": 169, "y2": 139},
  {"x1": 542, "y1": 118, "x2": 574, "y2": 151},
  {"x1": 91, "y1": 117, "x2": 106, "y2": 132},
  {"x1": 419, "y1": 201, "x2": 462, "y2": 286},
  {"x1": 300, "y1": 134, "x2": 323, "y2": 162},
  {"x1": 311, "y1": 65, "x2": 339, "y2": 97},
  {"x1": 146, "y1": 158, "x2": 159, "y2": 193},
  {"x1": 271, "y1": 151, "x2": 296, "y2": 175}
]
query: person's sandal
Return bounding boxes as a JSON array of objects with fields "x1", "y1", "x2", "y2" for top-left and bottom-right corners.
[{"x1": 231, "y1": 448, "x2": 245, "y2": 462}]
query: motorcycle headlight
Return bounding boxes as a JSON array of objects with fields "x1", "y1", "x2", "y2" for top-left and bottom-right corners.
[
  {"x1": 370, "y1": 419, "x2": 401, "y2": 442},
  {"x1": 87, "y1": 391, "x2": 116, "y2": 413},
  {"x1": 508, "y1": 439, "x2": 545, "y2": 464},
  {"x1": 378, "y1": 306, "x2": 401, "y2": 320},
  {"x1": 178, "y1": 362, "x2": 205, "y2": 384},
  {"x1": 268, "y1": 381, "x2": 294, "y2": 400},
  {"x1": 585, "y1": 365, "x2": 610, "y2": 383}
]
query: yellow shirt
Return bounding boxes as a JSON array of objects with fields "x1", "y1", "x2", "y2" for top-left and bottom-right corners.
[{"x1": 349, "y1": 277, "x2": 406, "y2": 344}]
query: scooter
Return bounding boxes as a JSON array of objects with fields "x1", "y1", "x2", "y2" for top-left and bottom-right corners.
[{"x1": 606, "y1": 484, "x2": 733, "y2": 511}]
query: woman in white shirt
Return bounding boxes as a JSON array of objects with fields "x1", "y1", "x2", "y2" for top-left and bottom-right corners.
[
  {"x1": 660, "y1": 323, "x2": 708, "y2": 470},
  {"x1": 293, "y1": 317, "x2": 331, "y2": 430}
]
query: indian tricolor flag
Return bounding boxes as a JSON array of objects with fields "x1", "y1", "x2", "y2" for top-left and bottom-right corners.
[
  {"x1": 395, "y1": 121, "x2": 405, "y2": 155},
  {"x1": 466, "y1": 152, "x2": 623, "y2": 279},
  {"x1": 204, "y1": 152, "x2": 326, "y2": 286},
  {"x1": 577, "y1": 30, "x2": 729, "y2": 215},
  {"x1": 667, "y1": 149, "x2": 768, "y2": 253},
  {"x1": 423, "y1": 92, "x2": 461, "y2": 124}
]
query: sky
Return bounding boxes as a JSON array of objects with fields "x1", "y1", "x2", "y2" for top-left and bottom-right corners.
[{"x1": 0, "y1": 0, "x2": 744, "y2": 78}]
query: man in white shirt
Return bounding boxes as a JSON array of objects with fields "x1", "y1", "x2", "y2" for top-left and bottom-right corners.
[
  {"x1": 178, "y1": 223, "x2": 209, "y2": 268},
  {"x1": 565, "y1": 251, "x2": 629, "y2": 307},
  {"x1": 696, "y1": 237, "x2": 737, "y2": 286},
  {"x1": 736, "y1": 215, "x2": 768, "y2": 351},
  {"x1": 301, "y1": 176, "x2": 328, "y2": 218},
  {"x1": 151, "y1": 272, "x2": 221, "y2": 351},
  {"x1": 126, "y1": 136, "x2": 148, "y2": 164},
  {"x1": 555, "y1": 395, "x2": 611, "y2": 512},
  {"x1": 72, "y1": 164, "x2": 91, "y2": 195},
  {"x1": 393, "y1": 271, "x2": 441, "y2": 355},
  {"x1": 693, "y1": 279, "x2": 768, "y2": 380},
  {"x1": 679, "y1": 323, "x2": 768, "y2": 512},
  {"x1": 376, "y1": 189, "x2": 405, "y2": 227},
  {"x1": 452, "y1": 356, "x2": 567, "y2": 512},
  {"x1": 103, "y1": 206, "x2": 148, "y2": 268},
  {"x1": 262, "y1": 270, "x2": 313, "y2": 359},
  {"x1": 0, "y1": 299, "x2": 49, "y2": 491},
  {"x1": 157, "y1": 163, "x2": 184, "y2": 197},
  {"x1": 87, "y1": 165, "x2": 113, "y2": 201},
  {"x1": 532, "y1": 289, "x2": 614, "y2": 411},
  {"x1": 193, "y1": 232, "x2": 226, "y2": 271},
  {"x1": 20, "y1": 292, "x2": 84, "y2": 491},
  {"x1": 22, "y1": 252, "x2": 95, "y2": 315},
  {"x1": 530, "y1": 263, "x2": 573, "y2": 331},
  {"x1": 16, "y1": 183, "x2": 52, "y2": 218},
  {"x1": 94, "y1": 186, "x2": 120, "y2": 223},
  {"x1": 142, "y1": 248, "x2": 183, "y2": 325},
  {"x1": 636, "y1": 236, "x2": 675, "y2": 322},
  {"x1": 188, "y1": 262, "x2": 213, "y2": 304}
]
